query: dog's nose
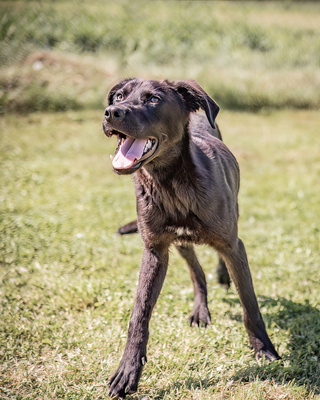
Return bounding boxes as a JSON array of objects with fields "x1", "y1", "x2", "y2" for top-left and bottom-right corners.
[{"x1": 105, "y1": 106, "x2": 125, "y2": 122}]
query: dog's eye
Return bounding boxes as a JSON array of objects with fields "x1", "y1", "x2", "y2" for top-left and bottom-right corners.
[
  {"x1": 115, "y1": 93, "x2": 123, "y2": 102},
  {"x1": 149, "y1": 96, "x2": 160, "y2": 104}
]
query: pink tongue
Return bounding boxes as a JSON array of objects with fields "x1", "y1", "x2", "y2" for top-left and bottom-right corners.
[{"x1": 112, "y1": 137, "x2": 146, "y2": 169}]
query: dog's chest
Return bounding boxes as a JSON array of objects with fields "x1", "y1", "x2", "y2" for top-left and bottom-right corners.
[
  {"x1": 164, "y1": 225, "x2": 199, "y2": 244},
  {"x1": 165, "y1": 225, "x2": 193, "y2": 236},
  {"x1": 135, "y1": 171, "x2": 207, "y2": 244}
]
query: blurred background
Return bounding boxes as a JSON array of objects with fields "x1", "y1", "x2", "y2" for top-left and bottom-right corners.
[{"x1": 1, "y1": 0, "x2": 320, "y2": 113}]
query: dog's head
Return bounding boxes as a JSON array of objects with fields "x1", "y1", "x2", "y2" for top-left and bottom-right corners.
[{"x1": 103, "y1": 78, "x2": 219, "y2": 174}]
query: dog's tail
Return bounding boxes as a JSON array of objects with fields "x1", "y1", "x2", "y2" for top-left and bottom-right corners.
[{"x1": 118, "y1": 220, "x2": 138, "y2": 235}]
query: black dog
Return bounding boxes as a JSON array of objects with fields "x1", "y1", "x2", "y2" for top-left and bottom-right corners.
[{"x1": 103, "y1": 78, "x2": 279, "y2": 398}]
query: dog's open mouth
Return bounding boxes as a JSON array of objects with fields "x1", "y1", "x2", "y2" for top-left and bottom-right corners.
[{"x1": 110, "y1": 131, "x2": 158, "y2": 171}]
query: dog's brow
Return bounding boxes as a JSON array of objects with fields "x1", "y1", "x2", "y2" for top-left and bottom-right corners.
[
  {"x1": 153, "y1": 86, "x2": 169, "y2": 93},
  {"x1": 145, "y1": 88, "x2": 165, "y2": 96},
  {"x1": 122, "y1": 81, "x2": 139, "y2": 94}
]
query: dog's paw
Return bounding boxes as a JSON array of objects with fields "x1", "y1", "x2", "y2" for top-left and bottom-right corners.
[
  {"x1": 188, "y1": 303, "x2": 211, "y2": 327},
  {"x1": 253, "y1": 342, "x2": 281, "y2": 363},
  {"x1": 255, "y1": 348, "x2": 281, "y2": 363},
  {"x1": 108, "y1": 356, "x2": 146, "y2": 399},
  {"x1": 249, "y1": 334, "x2": 281, "y2": 363}
]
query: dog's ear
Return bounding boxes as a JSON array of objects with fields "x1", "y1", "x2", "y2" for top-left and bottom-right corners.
[
  {"x1": 172, "y1": 80, "x2": 220, "y2": 128},
  {"x1": 107, "y1": 78, "x2": 135, "y2": 105}
]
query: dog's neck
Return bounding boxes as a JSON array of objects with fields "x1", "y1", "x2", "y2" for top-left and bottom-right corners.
[
  {"x1": 134, "y1": 125, "x2": 207, "y2": 220},
  {"x1": 138, "y1": 125, "x2": 193, "y2": 182}
]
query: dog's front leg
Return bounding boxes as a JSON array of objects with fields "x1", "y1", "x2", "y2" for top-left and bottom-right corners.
[
  {"x1": 220, "y1": 238, "x2": 280, "y2": 361},
  {"x1": 109, "y1": 244, "x2": 169, "y2": 399}
]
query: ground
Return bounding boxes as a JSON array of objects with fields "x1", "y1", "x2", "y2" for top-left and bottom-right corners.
[{"x1": 0, "y1": 109, "x2": 319, "y2": 399}]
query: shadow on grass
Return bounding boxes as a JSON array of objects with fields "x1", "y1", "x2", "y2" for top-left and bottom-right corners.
[
  {"x1": 223, "y1": 296, "x2": 320, "y2": 397},
  {"x1": 232, "y1": 296, "x2": 320, "y2": 395},
  {"x1": 144, "y1": 297, "x2": 320, "y2": 399}
]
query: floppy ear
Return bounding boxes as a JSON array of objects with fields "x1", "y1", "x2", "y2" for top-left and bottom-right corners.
[
  {"x1": 172, "y1": 80, "x2": 220, "y2": 128},
  {"x1": 107, "y1": 78, "x2": 135, "y2": 105}
]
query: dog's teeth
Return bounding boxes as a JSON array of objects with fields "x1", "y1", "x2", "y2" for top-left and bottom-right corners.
[
  {"x1": 142, "y1": 138, "x2": 156, "y2": 156},
  {"x1": 143, "y1": 139, "x2": 151, "y2": 154},
  {"x1": 110, "y1": 154, "x2": 114, "y2": 161}
]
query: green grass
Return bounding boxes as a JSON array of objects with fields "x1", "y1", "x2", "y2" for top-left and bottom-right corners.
[
  {"x1": 1, "y1": 1, "x2": 320, "y2": 112},
  {"x1": 1, "y1": 109, "x2": 319, "y2": 399}
]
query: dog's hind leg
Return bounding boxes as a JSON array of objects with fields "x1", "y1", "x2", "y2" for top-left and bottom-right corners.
[
  {"x1": 117, "y1": 221, "x2": 230, "y2": 290},
  {"x1": 175, "y1": 244, "x2": 211, "y2": 327},
  {"x1": 216, "y1": 257, "x2": 231, "y2": 288},
  {"x1": 218, "y1": 238, "x2": 280, "y2": 361}
]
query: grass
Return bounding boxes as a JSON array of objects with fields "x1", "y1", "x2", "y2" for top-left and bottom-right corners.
[
  {"x1": 1, "y1": 1, "x2": 320, "y2": 112},
  {"x1": 1, "y1": 109, "x2": 319, "y2": 399}
]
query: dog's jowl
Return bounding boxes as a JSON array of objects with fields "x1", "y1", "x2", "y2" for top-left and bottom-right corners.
[{"x1": 102, "y1": 78, "x2": 280, "y2": 399}]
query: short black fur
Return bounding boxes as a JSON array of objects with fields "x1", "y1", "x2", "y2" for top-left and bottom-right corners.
[{"x1": 102, "y1": 78, "x2": 280, "y2": 399}]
